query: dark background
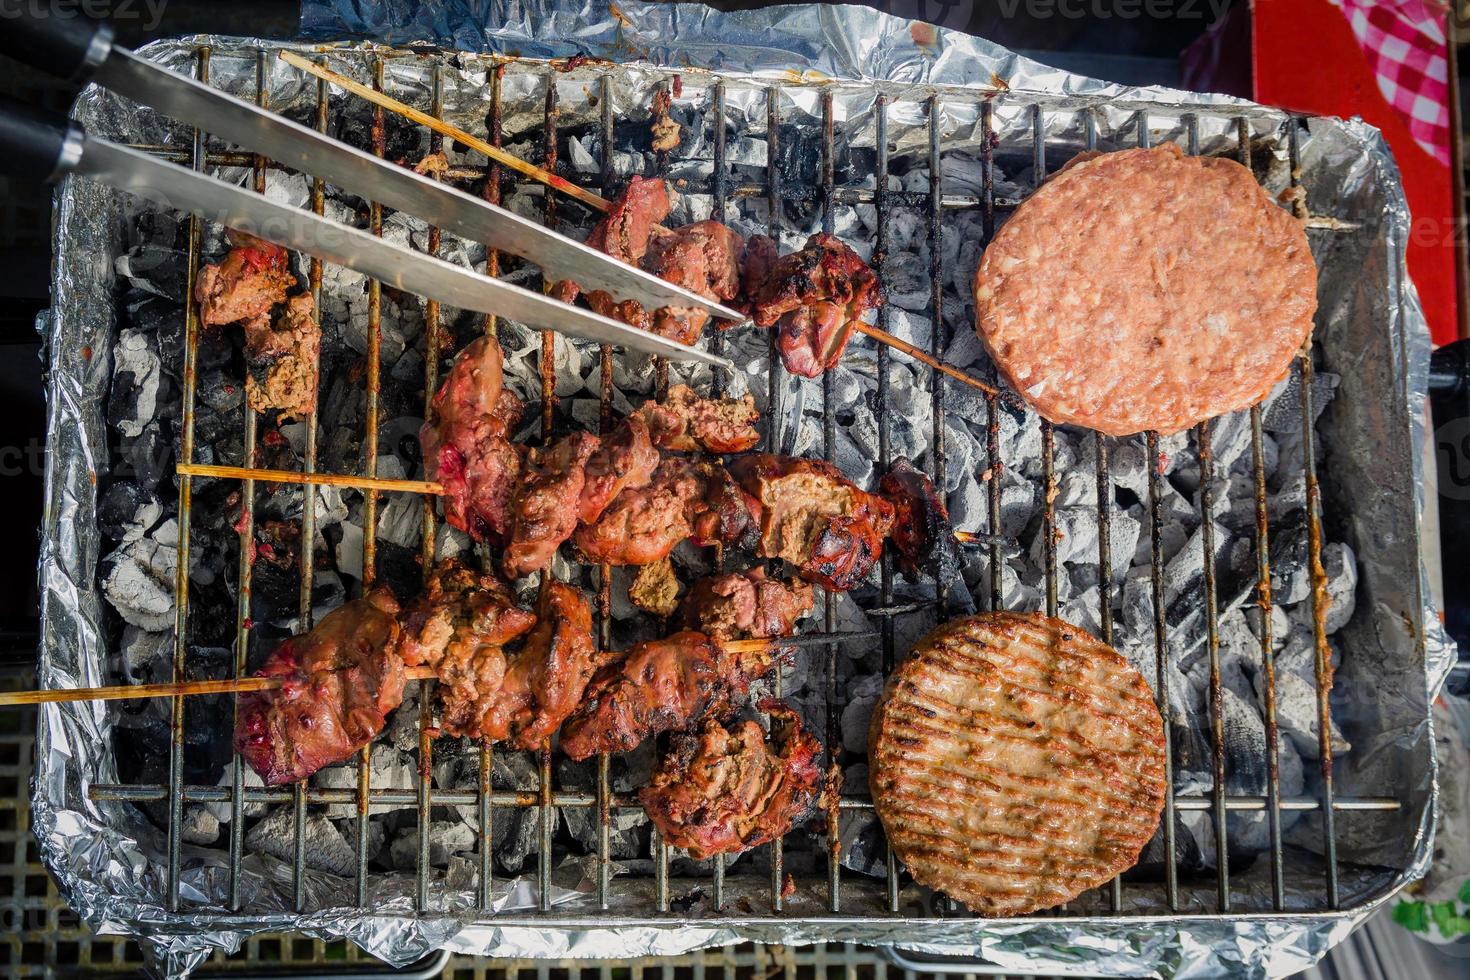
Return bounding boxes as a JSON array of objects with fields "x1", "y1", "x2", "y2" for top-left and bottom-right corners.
[{"x1": 0, "y1": 0, "x2": 1233, "y2": 655}]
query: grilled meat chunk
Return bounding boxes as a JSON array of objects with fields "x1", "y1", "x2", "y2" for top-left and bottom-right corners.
[
  {"x1": 878, "y1": 456, "x2": 960, "y2": 583},
  {"x1": 678, "y1": 568, "x2": 813, "y2": 640},
  {"x1": 502, "y1": 432, "x2": 602, "y2": 578},
  {"x1": 689, "y1": 463, "x2": 761, "y2": 550},
  {"x1": 727, "y1": 454, "x2": 895, "y2": 591},
  {"x1": 395, "y1": 561, "x2": 537, "y2": 671},
  {"x1": 438, "y1": 581, "x2": 597, "y2": 748},
  {"x1": 629, "y1": 557, "x2": 681, "y2": 617},
  {"x1": 573, "y1": 457, "x2": 710, "y2": 566},
  {"x1": 194, "y1": 232, "x2": 297, "y2": 327},
  {"x1": 554, "y1": 176, "x2": 671, "y2": 331},
  {"x1": 578, "y1": 415, "x2": 660, "y2": 525},
  {"x1": 241, "y1": 291, "x2": 320, "y2": 417},
  {"x1": 743, "y1": 233, "x2": 884, "y2": 378},
  {"x1": 636, "y1": 384, "x2": 761, "y2": 454},
  {"x1": 421, "y1": 337, "x2": 525, "y2": 543},
  {"x1": 639, "y1": 703, "x2": 823, "y2": 859},
  {"x1": 639, "y1": 220, "x2": 745, "y2": 345},
  {"x1": 560, "y1": 630, "x2": 776, "y2": 760},
  {"x1": 234, "y1": 589, "x2": 404, "y2": 786}
]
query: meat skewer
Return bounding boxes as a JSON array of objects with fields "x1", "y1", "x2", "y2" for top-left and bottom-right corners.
[{"x1": 276, "y1": 50, "x2": 1001, "y2": 400}]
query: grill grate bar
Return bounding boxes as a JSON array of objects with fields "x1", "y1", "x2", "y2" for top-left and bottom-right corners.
[
  {"x1": 766, "y1": 83, "x2": 787, "y2": 913},
  {"x1": 414, "y1": 63, "x2": 448, "y2": 915},
  {"x1": 595, "y1": 70, "x2": 617, "y2": 914},
  {"x1": 872, "y1": 93, "x2": 902, "y2": 914},
  {"x1": 819, "y1": 88, "x2": 843, "y2": 914},
  {"x1": 91, "y1": 782, "x2": 1399, "y2": 812},
  {"x1": 1287, "y1": 120, "x2": 1341, "y2": 909},
  {"x1": 1030, "y1": 107, "x2": 1060, "y2": 621},
  {"x1": 164, "y1": 44, "x2": 210, "y2": 915},
  {"x1": 710, "y1": 78, "x2": 730, "y2": 909},
  {"x1": 979, "y1": 101, "x2": 1004, "y2": 615}
]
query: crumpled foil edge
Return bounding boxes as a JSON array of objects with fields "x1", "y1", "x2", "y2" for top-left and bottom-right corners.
[{"x1": 31, "y1": 1, "x2": 1453, "y2": 977}]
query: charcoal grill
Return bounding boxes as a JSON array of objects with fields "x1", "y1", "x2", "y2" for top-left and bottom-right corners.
[{"x1": 34, "y1": 34, "x2": 1434, "y2": 969}]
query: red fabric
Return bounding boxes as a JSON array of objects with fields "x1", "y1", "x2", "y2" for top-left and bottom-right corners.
[
  {"x1": 1253, "y1": 0, "x2": 1461, "y2": 344},
  {"x1": 1333, "y1": 0, "x2": 1450, "y2": 165}
]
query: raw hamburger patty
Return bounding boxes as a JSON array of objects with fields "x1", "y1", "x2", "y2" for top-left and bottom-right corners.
[
  {"x1": 869, "y1": 612, "x2": 1167, "y2": 916},
  {"x1": 973, "y1": 143, "x2": 1317, "y2": 436}
]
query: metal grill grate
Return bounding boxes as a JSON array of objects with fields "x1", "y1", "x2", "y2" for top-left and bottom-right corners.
[{"x1": 79, "y1": 43, "x2": 1402, "y2": 930}]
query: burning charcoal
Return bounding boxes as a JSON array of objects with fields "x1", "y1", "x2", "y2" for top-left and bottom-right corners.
[
  {"x1": 884, "y1": 251, "x2": 929, "y2": 312},
  {"x1": 124, "y1": 290, "x2": 180, "y2": 336},
  {"x1": 98, "y1": 481, "x2": 162, "y2": 543},
  {"x1": 334, "y1": 99, "x2": 424, "y2": 169},
  {"x1": 557, "y1": 758, "x2": 643, "y2": 857},
  {"x1": 376, "y1": 540, "x2": 424, "y2": 601},
  {"x1": 494, "y1": 807, "x2": 541, "y2": 874},
  {"x1": 118, "y1": 624, "x2": 171, "y2": 684},
  {"x1": 245, "y1": 808, "x2": 363, "y2": 876},
  {"x1": 1163, "y1": 521, "x2": 1232, "y2": 607},
  {"x1": 115, "y1": 244, "x2": 189, "y2": 302},
  {"x1": 1059, "y1": 586, "x2": 1102, "y2": 637},
  {"x1": 1219, "y1": 684, "x2": 1306, "y2": 861},
  {"x1": 205, "y1": 760, "x2": 268, "y2": 823},
  {"x1": 1260, "y1": 369, "x2": 1339, "y2": 435},
  {"x1": 129, "y1": 211, "x2": 186, "y2": 251},
  {"x1": 389, "y1": 821, "x2": 474, "y2": 870},
  {"x1": 839, "y1": 673, "x2": 884, "y2": 753},
  {"x1": 196, "y1": 369, "x2": 244, "y2": 414},
  {"x1": 109, "y1": 330, "x2": 163, "y2": 438},
  {"x1": 314, "y1": 742, "x2": 417, "y2": 818},
  {"x1": 376, "y1": 493, "x2": 423, "y2": 551},
  {"x1": 336, "y1": 522, "x2": 364, "y2": 582},
  {"x1": 1284, "y1": 541, "x2": 1357, "y2": 634},
  {"x1": 101, "y1": 533, "x2": 177, "y2": 631},
  {"x1": 838, "y1": 764, "x2": 887, "y2": 878}
]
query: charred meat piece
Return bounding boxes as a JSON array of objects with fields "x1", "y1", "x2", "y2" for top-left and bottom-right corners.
[
  {"x1": 502, "y1": 432, "x2": 602, "y2": 578},
  {"x1": 234, "y1": 589, "x2": 405, "y2": 786},
  {"x1": 561, "y1": 630, "x2": 777, "y2": 760},
  {"x1": 637, "y1": 384, "x2": 761, "y2": 454},
  {"x1": 194, "y1": 232, "x2": 297, "y2": 327},
  {"x1": 728, "y1": 454, "x2": 895, "y2": 591},
  {"x1": 421, "y1": 337, "x2": 525, "y2": 543},
  {"x1": 878, "y1": 456, "x2": 961, "y2": 583},
  {"x1": 573, "y1": 457, "x2": 710, "y2": 566},
  {"x1": 639, "y1": 221, "x2": 745, "y2": 345},
  {"x1": 395, "y1": 561, "x2": 537, "y2": 672},
  {"x1": 241, "y1": 291, "x2": 320, "y2": 417},
  {"x1": 578, "y1": 415, "x2": 660, "y2": 525},
  {"x1": 438, "y1": 581, "x2": 598, "y2": 749},
  {"x1": 743, "y1": 233, "x2": 884, "y2": 378},
  {"x1": 639, "y1": 703, "x2": 823, "y2": 859},
  {"x1": 554, "y1": 176, "x2": 672, "y2": 330},
  {"x1": 679, "y1": 568, "x2": 814, "y2": 640},
  {"x1": 689, "y1": 463, "x2": 761, "y2": 551}
]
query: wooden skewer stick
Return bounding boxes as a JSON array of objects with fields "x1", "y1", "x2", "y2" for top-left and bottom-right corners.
[
  {"x1": 278, "y1": 51, "x2": 610, "y2": 214},
  {"x1": 0, "y1": 667, "x2": 438, "y2": 707},
  {"x1": 178, "y1": 462, "x2": 444, "y2": 496},
  {"x1": 278, "y1": 50, "x2": 1000, "y2": 402}
]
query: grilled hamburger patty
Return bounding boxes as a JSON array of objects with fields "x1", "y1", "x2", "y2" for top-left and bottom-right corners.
[
  {"x1": 973, "y1": 143, "x2": 1317, "y2": 436},
  {"x1": 869, "y1": 612, "x2": 1166, "y2": 916}
]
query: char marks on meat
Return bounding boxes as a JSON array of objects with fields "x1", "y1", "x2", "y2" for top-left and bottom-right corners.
[
  {"x1": 421, "y1": 337, "x2": 525, "y2": 543},
  {"x1": 555, "y1": 176, "x2": 671, "y2": 332},
  {"x1": 637, "y1": 384, "x2": 761, "y2": 454},
  {"x1": 878, "y1": 456, "x2": 960, "y2": 582},
  {"x1": 437, "y1": 581, "x2": 597, "y2": 749},
  {"x1": 234, "y1": 589, "x2": 405, "y2": 786},
  {"x1": 502, "y1": 432, "x2": 601, "y2": 578},
  {"x1": 560, "y1": 630, "x2": 776, "y2": 760},
  {"x1": 395, "y1": 561, "x2": 536, "y2": 671},
  {"x1": 639, "y1": 221, "x2": 745, "y2": 345},
  {"x1": 578, "y1": 415, "x2": 660, "y2": 525},
  {"x1": 573, "y1": 456, "x2": 710, "y2": 566},
  {"x1": 194, "y1": 232, "x2": 296, "y2": 327},
  {"x1": 242, "y1": 292, "x2": 320, "y2": 417},
  {"x1": 743, "y1": 233, "x2": 883, "y2": 378},
  {"x1": 728, "y1": 454, "x2": 895, "y2": 591},
  {"x1": 679, "y1": 567, "x2": 813, "y2": 640},
  {"x1": 639, "y1": 703, "x2": 822, "y2": 859}
]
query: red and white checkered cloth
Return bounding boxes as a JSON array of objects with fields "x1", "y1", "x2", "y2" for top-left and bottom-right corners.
[{"x1": 1332, "y1": 0, "x2": 1451, "y2": 165}]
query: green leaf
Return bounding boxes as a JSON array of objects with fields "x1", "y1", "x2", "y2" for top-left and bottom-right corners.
[
  {"x1": 1458, "y1": 879, "x2": 1470, "y2": 905},
  {"x1": 1394, "y1": 901, "x2": 1431, "y2": 933},
  {"x1": 1431, "y1": 901, "x2": 1461, "y2": 936}
]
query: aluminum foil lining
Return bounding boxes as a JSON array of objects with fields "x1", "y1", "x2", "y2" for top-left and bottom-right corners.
[{"x1": 32, "y1": 1, "x2": 1454, "y2": 977}]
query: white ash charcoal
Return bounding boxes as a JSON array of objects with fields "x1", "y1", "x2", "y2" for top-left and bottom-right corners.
[
  {"x1": 204, "y1": 760, "x2": 268, "y2": 823},
  {"x1": 993, "y1": 403, "x2": 1042, "y2": 467},
  {"x1": 310, "y1": 484, "x2": 349, "y2": 530},
  {"x1": 434, "y1": 523, "x2": 472, "y2": 564},
  {"x1": 837, "y1": 763, "x2": 886, "y2": 878},
  {"x1": 118, "y1": 625, "x2": 172, "y2": 684},
  {"x1": 389, "y1": 820, "x2": 474, "y2": 870},
  {"x1": 246, "y1": 808, "x2": 362, "y2": 876},
  {"x1": 263, "y1": 173, "x2": 310, "y2": 210},
  {"x1": 314, "y1": 742, "x2": 417, "y2": 818},
  {"x1": 1028, "y1": 505, "x2": 1103, "y2": 569},
  {"x1": 109, "y1": 329, "x2": 163, "y2": 439},
  {"x1": 336, "y1": 521, "x2": 364, "y2": 582},
  {"x1": 976, "y1": 556, "x2": 1042, "y2": 614},
  {"x1": 1059, "y1": 586, "x2": 1102, "y2": 637},
  {"x1": 884, "y1": 308, "x2": 933, "y2": 350},
  {"x1": 611, "y1": 349, "x2": 658, "y2": 396},
  {"x1": 943, "y1": 326, "x2": 988, "y2": 371},
  {"x1": 1259, "y1": 369, "x2": 1339, "y2": 435},
  {"x1": 831, "y1": 428, "x2": 874, "y2": 488},
  {"x1": 1171, "y1": 410, "x2": 1255, "y2": 493},
  {"x1": 840, "y1": 673, "x2": 885, "y2": 753},
  {"x1": 97, "y1": 481, "x2": 163, "y2": 544},
  {"x1": 549, "y1": 337, "x2": 590, "y2": 396},
  {"x1": 102, "y1": 533, "x2": 177, "y2": 631},
  {"x1": 376, "y1": 492, "x2": 423, "y2": 550},
  {"x1": 445, "y1": 855, "x2": 478, "y2": 892},
  {"x1": 1163, "y1": 521, "x2": 1232, "y2": 606},
  {"x1": 1220, "y1": 684, "x2": 1307, "y2": 858},
  {"x1": 494, "y1": 806, "x2": 542, "y2": 874},
  {"x1": 1284, "y1": 541, "x2": 1357, "y2": 634},
  {"x1": 179, "y1": 805, "x2": 221, "y2": 846},
  {"x1": 727, "y1": 134, "x2": 768, "y2": 167},
  {"x1": 883, "y1": 251, "x2": 930, "y2": 311},
  {"x1": 115, "y1": 246, "x2": 189, "y2": 302},
  {"x1": 1253, "y1": 662, "x2": 1350, "y2": 760},
  {"x1": 567, "y1": 135, "x2": 598, "y2": 172}
]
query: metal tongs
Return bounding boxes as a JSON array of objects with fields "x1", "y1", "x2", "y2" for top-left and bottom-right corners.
[{"x1": 0, "y1": 7, "x2": 739, "y2": 369}]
